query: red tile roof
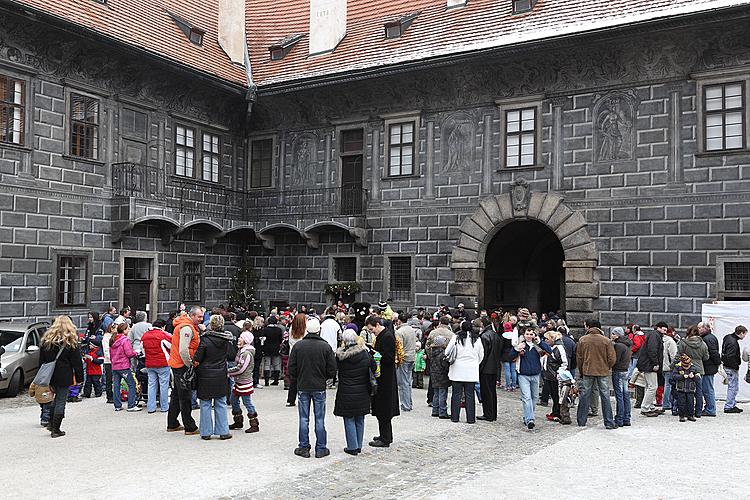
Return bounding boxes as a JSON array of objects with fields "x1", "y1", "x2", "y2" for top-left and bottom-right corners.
[
  {"x1": 247, "y1": 0, "x2": 750, "y2": 89},
  {"x1": 7, "y1": 0, "x2": 247, "y2": 87}
]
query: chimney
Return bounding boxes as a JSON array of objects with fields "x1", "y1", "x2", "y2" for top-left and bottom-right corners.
[
  {"x1": 309, "y1": 0, "x2": 347, "y2": 56},
  {"x1": 218, "y1": 0, "x2": 245, "y2": 64}
]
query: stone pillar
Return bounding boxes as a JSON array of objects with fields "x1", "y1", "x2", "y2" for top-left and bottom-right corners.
[
  {"x1": 448, "y1": 265, "x2": 483, "y2": 308},
  {"x1": 551, "y1": 98, "x2": 566, "y2": 191},
  {"x1": 481, "y1": 115, "x2": 492, "y2": 195},
  {"x1": 370, "y1": 127, "x2": 380, "y2": 201},
  {"x1": 563, "y1": 259, "x2": 598, "y2": 330},
  {"x1": 424, "y1": 120, "x2": 435, "y2": 199},
  {"x1": 667, "y1": 83, "x2": 686, "y2": 190}
]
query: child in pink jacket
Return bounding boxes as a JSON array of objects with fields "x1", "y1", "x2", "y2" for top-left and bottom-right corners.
[{"x1": 109, "y1": 323, "x2": 141, "y2": 412}]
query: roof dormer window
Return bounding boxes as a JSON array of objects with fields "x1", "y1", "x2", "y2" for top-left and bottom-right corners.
[
  {"x1": 269, "y1": 34, "x2": 305, "y2": 61},
  {"x1": 384, "y1": 12, "x2": 419, "y2": 39},
  {"x1": 168, "y1": 11, "x2": 205, "y2": 46},
  {"x1": 512, "y1": 0, "x2": 538, "y2": 14}
]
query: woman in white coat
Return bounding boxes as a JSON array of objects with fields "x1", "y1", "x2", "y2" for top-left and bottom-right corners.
[{"x1": 447, "y1": 321, "x2": 485, "y2": 423}]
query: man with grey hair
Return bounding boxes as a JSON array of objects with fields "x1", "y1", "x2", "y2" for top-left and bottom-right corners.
[
  {"x1": 167, "y1": 306, "x2": 205, "y2": 435},
  {"x1": 128, "y1": 310, "x2": 152, "y2": 404}
]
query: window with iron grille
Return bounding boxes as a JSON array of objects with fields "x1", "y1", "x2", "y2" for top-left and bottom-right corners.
[
  {"x1": 704, "y1": 82, "x2": 745, "y2": 151},
  {"x1": 202, "y1": 132, "x2": 220, "y2": 182},
  {"x1": 70, "y1": 93, "x2": 99, "y2": 159},
  {"x1": 175, "y1": 125, "x2": 195, "y2": 177},
  {"x1": 725, "y1": 262, "x2": 750, "y2": 291},
  {"x1": 183, "y1": 260, "x2": 203, "y2": 302},
  {"x1": 505, "y1": 107, "x2": 536, "y2": 167},
  {"x1": 250, "y1": 138, "x2": 273, "y2": 188},
  {"x1": 0, "y1": 75, "x2": 25, "y2": 145},
  {"x1": 57, "y1": 255, "x2": 87, "y2": 307},
  {"x1": 334, "y1": 257, "x2": 357, "y2": 282},
  {"x1": 389, "y1": 256, "x2": 412, "y2": 302},
  {"x1": 388, "y1": 122, "x2": 415, "y2": 176}
]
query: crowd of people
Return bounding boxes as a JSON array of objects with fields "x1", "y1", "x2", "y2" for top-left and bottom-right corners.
[{"x1": 28, "y1": 300, "x2": 750, "y2": 458}]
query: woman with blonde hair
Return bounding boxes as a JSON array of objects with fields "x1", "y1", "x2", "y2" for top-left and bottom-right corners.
[
  {"x1": 39, "y1": 315, "x2": 83, "y2": 437},
  {"x1": 286, "y1": 313, "x2": 307, "y2": 407},
  {"x1": 542, "y1": 330, "x2": 567, "y2": 422}
]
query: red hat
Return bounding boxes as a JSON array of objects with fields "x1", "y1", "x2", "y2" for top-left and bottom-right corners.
[{"x1": 503, "y1": 322, "x2": 513, "y2": 332}]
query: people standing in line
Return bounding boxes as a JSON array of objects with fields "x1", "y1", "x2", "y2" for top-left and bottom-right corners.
[
  {"x1": 194, "y1": 315, "x2": 234, "y2": 440},
  {"x1": 447, "y1": 321, "x2": 484, "y2": 424},
  {"x1": 286, "y1": 313, "x2": 307, "y2": 407},
  {"x1": 515, "y1": 326, "x2": 552, "y2": 430},
  {"x1": 610, "y1": 327, "x2": 633, "y2": 427},
  {"x1": 661, "y1": 327, "x2": 678, "y2": 414},
  {"x1": 261, "y1": 315, "x2": 284, "y2": 386},
  {"x1": 541, "y1": 330, "x2": 567, "y2": 423},
  {"x1": 109, "y1": 323, "x2": 141, "y2": 412},
  {"x1": 227, "y1": 330, "x2": 259, "y2": 433},
  {"x1": 478, "y1": 316, "x2": 501, "y2": 422},
  {"x1": 141, "y1": 319, "x2": 172, "y2": 414},
  {"x1": 500, "y1": 322, "x2": 518, "y2": 392},
  {"x1": 320, "y1": 307, "x2": 342, "y2": 389},
  {"x1": 675, "y1": 325, "x2": 708, "y2": 418},
  {"x1": 334, "y1": 330, "x2": 374, "y2": 455},
  {"x1": 428, "y1": 335, "x2": 451, "y2": 418},
  {"x1": 637, "y1": 322, "x2": 664, "y2": 417},
  {"x1": 289, "y1": 317, "x2": 337, "y2": 458},
  {"x1": 167, "y1": 306, "x2": 204, "y2": 435},
  {"x1": 39, "y1": 316, "x2": 84, "y2": 438},
  {"x1": 698, "y1": 321, "x2": 721, "y2": 417},
  {"x1": 395, "y1": 313, "x2": 417, "y2": 412},
  {"x1": 365, "y1": 315, "x2": 400, "y2": 447},
  {"x1": 575, "y1": 319, "x2": 616, "y2": 429},
  {"x1": 721, "y1": 325, "x2": 747, "y2": 414}
]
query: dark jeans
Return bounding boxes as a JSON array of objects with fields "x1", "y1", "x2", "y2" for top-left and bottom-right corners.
[
  {"x1": 252, "y1": 352, "x2": 263, "y2": 387},
  {"x1": 451, "y1": 381, "x2": 476, "y2": 423},
  {"x1": 479, "y1": 373, "x2": 498, "y2": 420},
  {"x1": 167, "y1": 366, "x2": 197, "y2": 431},
  {"x1": 83, "y1": 375, "x2": 102, "y2": 397},
  {"x1": 426, "y1": 374, "x2": 434, "y2": 403},
  {"x1": 544, "y1": 378, "x2": 560, "y2": 417},
  {"x1": 112, "y1": 369, "x2": 137, "y2": 410},
  {"x1": 377, "y1": 416, "x2": 393, "y2": 444},
  {"x1": 43, "y1": 385, "x2": 70, "y2": 419},
  {"x1": 676, "y1": 391, "x2": 696, "y2": 418},
  {"x1": 104, "y1": 364, "x2": 113, "y2": 401},
  {"x1": 693, "y1": 377, "x2": 704, "y2": 416},
  {"x1": 577, "y1": 375, "x2": 615, "y2": 427},
  {"x1": 287, "y1": 378, "x2": 298, "y2": 405}
]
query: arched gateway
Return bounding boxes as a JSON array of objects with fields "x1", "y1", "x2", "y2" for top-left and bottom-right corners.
[{"x1": 450, "y1": 183, "x2": 598, "y2": 328}]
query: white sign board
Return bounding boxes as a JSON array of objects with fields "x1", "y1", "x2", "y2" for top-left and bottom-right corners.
[{"x1": 701, "y1": 301, "x2": 750, "y2": 402}]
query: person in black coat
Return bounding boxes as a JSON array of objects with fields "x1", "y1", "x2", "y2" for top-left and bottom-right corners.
[
  {"x1": 637, "y1": 323, "x2": 665, "y2": 416},
  {"x1": 194, "y1": 315, "x2": 234, "y2": 440},
  {"x1": 334, "y1": 331, "x2": 375, "y2": 455},
  {"x1": 366, "y1": 316, "x2": 399, "y2": 447},
  {"x1": 721, "y1": 325, "x2": 747, "y2": 413},
  {"x1": 478, "y1": 317, "x2": 502, "y2": 421},
  {"x1": 699, "y1": 322, "x2": 722, "y2": 416},
  {"x1": 261, "y1": 316, "x2": 284, "y2": 386},
  {"x1": 39, "y1": 316, "x2": 84, "y2": 438}
]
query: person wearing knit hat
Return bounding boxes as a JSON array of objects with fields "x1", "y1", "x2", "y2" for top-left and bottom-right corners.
[
  {"x1": 227, "y1": 331, "x2": 259, "y2": 433},
  {"x1": 671, "y1": 352, "x2": 699, "y2": 422},
  {"x1": 610, "y1": 326, "x2": 633, "y2": 427}
]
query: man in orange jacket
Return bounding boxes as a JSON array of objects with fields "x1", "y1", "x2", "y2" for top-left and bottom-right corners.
[{"x1": 166, "y1": 306, "x2": 205, "y2": 435}]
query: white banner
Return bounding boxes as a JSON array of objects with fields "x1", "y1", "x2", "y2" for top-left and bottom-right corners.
[{"x1": 701, "y1": 301, "x2": 750, "y2": 403}]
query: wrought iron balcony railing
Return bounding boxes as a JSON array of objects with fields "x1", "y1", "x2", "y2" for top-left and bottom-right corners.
[{"x1": 112, "y1": 162, "x2": 368, "y2": 219}]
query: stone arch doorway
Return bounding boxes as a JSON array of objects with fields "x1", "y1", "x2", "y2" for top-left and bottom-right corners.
[
  {"x1": 484, "y1": 220, "x2": 564, "y2": 315},
  {"x1": 450, "y1": 186, "x2": 599, "y2": 328}
]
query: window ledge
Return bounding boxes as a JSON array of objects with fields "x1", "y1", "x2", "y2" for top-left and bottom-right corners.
[
  {"x1": 695, "y1": 149, "x2": 750, "y2": 158},
  {"x1": 168, "y1": 174, "x2": 222, "y2": 187},
  {"x1": 0, "y1": 142, "x2": 31, "y2": 153},
  {"x1": 382, "y1": 174, "x2": 421, "y2": 181},
  {"x1": 497, "y1": 165, "x2": 544, "y2": 172},
  {"x1": 62, "y1": 154, "x2": 105, "y2": 166}
]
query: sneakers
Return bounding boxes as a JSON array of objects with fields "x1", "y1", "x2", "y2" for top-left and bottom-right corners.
[
  {"x1": 527, "y1": 421, "x2": 535, "y2": 430},
  {"x1": 126, "y1": 407, "x2": 142, "y2": 412},
  {"x1": 724, "y1": 406, "x2": 743, "y2": 414},
  {"x1": 294, "y1": 447, "x2": 311, "y2": 458},
  {"x1": 679, "y1": 416, "x2": 686, "y2": 422},
  {"x1": 114, "y1": 407, "x2": 123, "y2": 412}
]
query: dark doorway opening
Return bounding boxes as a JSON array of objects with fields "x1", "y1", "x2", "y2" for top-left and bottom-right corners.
[
  {"x1": 123, "y1": 257, "x2": 152, "y2": 314},
  {"x1": 483, "y1": 220, "x2": 564, "y2": 315}
]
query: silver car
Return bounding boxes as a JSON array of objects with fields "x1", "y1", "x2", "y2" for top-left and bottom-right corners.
[{"x1": 0, "y1": 321, "x2": 50, "y2": 397}]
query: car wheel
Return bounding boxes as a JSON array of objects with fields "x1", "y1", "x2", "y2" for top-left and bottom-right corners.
[{"x1": 5, "y1": 370, "x2": 22, "y2": 398}]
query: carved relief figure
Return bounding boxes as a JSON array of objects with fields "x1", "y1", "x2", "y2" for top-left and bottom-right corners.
[
  {"x1": 441, "y1": 113, "x2": 475, "y2": 173},
  {"x1": 291, "y1": 134, "x2": 317, "y2": 185},
  {"x1": 593, "y1": 91, "x2": 638, "y2": 164}
]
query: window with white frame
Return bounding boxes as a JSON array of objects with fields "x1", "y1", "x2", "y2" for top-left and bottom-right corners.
[
  {"x1": 505, "y1": 107, "x2": 536, "y2": 167},
  {"x1": 202, "y1": 131, "x2": 220, "y2": 182},
  {"x1": 388, "y1": 121, "x2": 415, "y2": 176},
  {"x1": 175, "y1": 125, "x2": 195, "y2": 177},
  {"x1": 0, "y1": 74, "x2": 25, "y2": 145},
  {"x1": 56, "y1": 255, "x2": 88, "y2": 307},
  {"x1": 704, "y1": 82, "x2": 745, "y2": 151}
]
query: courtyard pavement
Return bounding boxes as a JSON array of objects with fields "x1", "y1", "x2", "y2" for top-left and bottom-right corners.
[{"x1": 1, "y1": 385, "x2": 747, "y2": 500}]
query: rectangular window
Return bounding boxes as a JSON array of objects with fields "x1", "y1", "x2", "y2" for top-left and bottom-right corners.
[
  {"x1": 175, "y1": 125, "x2": 195, "y2": 177},
  {"x1": 250, "y1": 138, "x2": 273, "y2": 188},
  {"x1": 333, "y1": 257, "x2": 357, "y2": 282},
  {"x1": 388, "y1": 256, "x2": 412, "y2": 302},
  {"x1": 57, "y1": 255, "x2": 87, "y2": 307},
  {"x1": 505, "y1": 107, "x2": 536, "y2": 167},
  {"x1": 388, "y1": 122, "x2": 415, "y2": 176},
  {"x1": 70, "y1": 93, "x2": 99, "y2": 159},
  {"x1": 0, "y1": 75, "x2": 25, "y2": 145},
  {"x1": 725, "y1": 262, "x2": 750, "y2": 291},
  {"x1": 704, "y1": 82, "x2": 745, "y2": 151},
  {"x1": 121, "y1": 108, "x2": 148, "y2": 141},
  {"x1": 183, "y1": 260, "x2": 203, "y2": 302},
  {"x1": 340, "y1": 128, "x2": 364, "y2": 216},
  {"x1": 202, "y1": 132, "x2": 220, "y2": 182}
]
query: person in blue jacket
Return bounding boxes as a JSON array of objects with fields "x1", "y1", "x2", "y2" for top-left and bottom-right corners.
[{"x1": 514, "y1": 326, "x2": 552, "y2": 430}]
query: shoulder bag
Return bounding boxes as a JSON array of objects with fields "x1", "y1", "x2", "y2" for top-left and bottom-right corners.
[{"x1": 32, "y1": 346, "x2": 64, "y2": 386}]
